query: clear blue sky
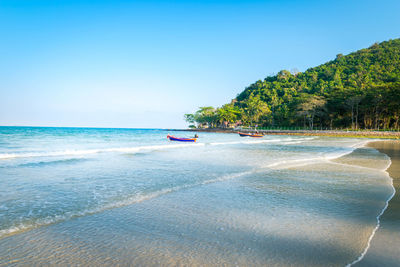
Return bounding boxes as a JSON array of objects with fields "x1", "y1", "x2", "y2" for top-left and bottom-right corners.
[{"x1": 1, "y1": 0, "x2": 399, "y2": 128}]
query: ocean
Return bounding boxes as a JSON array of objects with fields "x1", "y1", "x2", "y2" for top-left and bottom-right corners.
[{"x1": 0, "y1": 127, "x2": 394, "y2": 266}]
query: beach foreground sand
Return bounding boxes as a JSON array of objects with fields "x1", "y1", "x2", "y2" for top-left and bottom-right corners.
[{"x1": 355, "y1": 141, "x2": 400, "y2": 266}]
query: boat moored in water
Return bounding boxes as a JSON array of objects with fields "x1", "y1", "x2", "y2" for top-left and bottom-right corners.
[
  {"x1": 167, "y1": 134, "x2": 197, "y2": 142},
  {"x1": 238, "y1": 132, "x2": 252, "y2": 137},
  {"x1": 238, "y1": 132, "x2": 264, "y2": 138}
]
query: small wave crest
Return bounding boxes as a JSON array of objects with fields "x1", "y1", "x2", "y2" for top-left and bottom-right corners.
[
  {"x1": 263, "y1": 145, "x2": 358, "y2": 170},
  {"x1": 0, "y1": 143, "x2": 205, "y2": 160},
  {"x1": 18, "y1": 158, "x2": 88, "y2": 168},
  {"x1": 264, "y1": 156, "x2": 325, "y2": 169},
  {"x1": 208, "y1": 137, "x2": 314, "y2": 146},
  {"x1": 208, "y1": 139, "x2": 280, "y2": 146}
]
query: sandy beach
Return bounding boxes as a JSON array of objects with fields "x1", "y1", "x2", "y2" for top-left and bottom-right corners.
[{"x1": 354, "y1": 141, "x2": 400, "y2": 266}]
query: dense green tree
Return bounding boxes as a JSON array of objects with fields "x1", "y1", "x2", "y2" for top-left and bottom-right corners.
[
  {"x1": 193, "y1": 107, "x2": 219, "y2": 128},
  {"x1": 184, "y1": 113, "x2": 196, "y2": 128},
  {"x1": 242, "y1": 93, "x2": 271, "y2": 126},
  {"x1": 217, "y1": 103, "x2": 241, "y2": 127}
]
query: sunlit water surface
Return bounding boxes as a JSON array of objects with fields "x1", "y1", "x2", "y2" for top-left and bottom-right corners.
[{"x1": 0, "y1": 127, "x2": 394, "y2": 266}]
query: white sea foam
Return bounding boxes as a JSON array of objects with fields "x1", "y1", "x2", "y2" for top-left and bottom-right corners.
[
  {"x1": 280, "y1": 141, "x2": 303, "y2": 145},
  {"x1": 324, "y1": 149, "x2": 357, "y2": 161},
  {"x1": 208, "y1": 137, "x2": 315, "y2": 146},
  {"x1": 262, "y1": 143, "x2": 361, "y2": 170},
  {"x1": 264, "y1": 156, "x2": 325, "y2": 169},
  {"x1": 328, "y1": 160, "x2": 388, "y2": 172},
  {"x1": 350, "y1": 140, "x2": 371, "y2": 148},
  {"x1": 327, "y1": 151, "x2": 392, "y2": 172},
  {"x1": 0, "y1": 143, "x2": 205, "y2": 160},
  {"x1": 208, "y1": 139, "x2": 281, "y2": 146}
]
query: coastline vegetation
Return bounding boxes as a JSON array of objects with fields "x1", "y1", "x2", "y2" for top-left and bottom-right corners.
[{"x1": 185, "y1": 39, "x2": 400, "y2": 132}]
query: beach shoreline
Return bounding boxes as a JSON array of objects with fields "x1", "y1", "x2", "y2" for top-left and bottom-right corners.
[
  {"x1": 352, "y1": 140, "x2": 400, "y2": 266},
  {"x1": 168, "y1": 128, "x2": 400, "y2": 139}
]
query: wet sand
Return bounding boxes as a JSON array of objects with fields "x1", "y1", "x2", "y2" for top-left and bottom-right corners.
[{"x1": 355, "y1": 141, "x2": 400, "y2": 266}]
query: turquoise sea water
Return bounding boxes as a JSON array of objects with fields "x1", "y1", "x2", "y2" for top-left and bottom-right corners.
[{"x1": 0, "y1": 127, "x2": 394, "y2": 266}]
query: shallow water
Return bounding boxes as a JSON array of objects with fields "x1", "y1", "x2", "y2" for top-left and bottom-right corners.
[{"x1": 0, "y1": 127, "x2": 394, "y2": 266}]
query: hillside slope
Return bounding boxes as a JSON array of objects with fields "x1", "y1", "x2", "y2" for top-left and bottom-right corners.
[{"x1": 234, "y1": 38, "x2": 400, "y2": 129}]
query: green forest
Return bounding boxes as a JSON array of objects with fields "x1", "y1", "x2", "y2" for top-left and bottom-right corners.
[{"x1": 185, "y1": 38, "x2": 400, "y2": 130}]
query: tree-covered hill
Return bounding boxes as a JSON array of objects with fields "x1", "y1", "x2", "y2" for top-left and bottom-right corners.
[{"x1": 186, "y1": 38, "x2": 400, "y2": 130}]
